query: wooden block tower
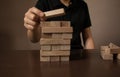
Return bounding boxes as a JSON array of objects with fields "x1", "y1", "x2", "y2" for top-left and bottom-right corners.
[{"x1": 40, "y1": 21, "x2": 73, "y2": 62}]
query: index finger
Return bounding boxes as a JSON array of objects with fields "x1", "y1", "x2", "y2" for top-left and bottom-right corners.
[{"x1": 29, "y1": 7, "x2": 45, "y2": 17}]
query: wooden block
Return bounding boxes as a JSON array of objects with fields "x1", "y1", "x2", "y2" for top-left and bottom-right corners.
[
  {"x1": 40, "y1": 21, "x2": 61, "y2": 27},
  {"x1": 52, "y1": 45, "x2": 61, "y2": 51},
  {"x1": 40, "y1": 22, "x2": 50, "y2": 27},
  {"x1": 100, "y1": 46, "x2": 113, "y2": 60},
  {"x1": 44, "y1": 8, "x2": 65, "y2": 18},
  {"x1": 41, "y1": 27, "x2": 73, "y2": 33},
  {"x1": 108, "y1": 43, "x2": 120, "y2": 54},
  {"x1": 101, "y1": 53, "x2": 113, "y2": 60},
  {"x1": 108, "y1": 43, "x2": 120, "y2": 59},
  {"x1": 50, "y1": 56, "x2": 60, "y2": 61},
  {"x1": 50, "y1": 21, "x2": 61, "y2": 27},
  {"x1": 101, "y1": 51, "x2": 113, "y2": 60},
  {"x1": 110, "y1": 49, "x2": 120, "y2": 54},
  {"x1": 40, "y1": 56, "x2": 50, "y2": 62},
  {"x1": 40, "y1": 50, "x2": 70, "y2": 56},
  {"x1": 61, "y1": 21, "x2": 70, "y2": 27},
  {"x1": 100, "y1": 45, "x2": 120, "y2": 60},
  {"x1": 40, "y1": 45, "x2": 51, "y2": 51},
  {"x1": 40, "y1": 38, "x2": 71, "y2": 45},
  {"x1": 109, "y1": 43, "x2": 120, "y2": 49},
  {"x1": 100, "y1": 46, "x2": 109, "y2": 51},
  {"x1": 61, "y1": 56, "x2": 69, "y2": 61},
  {"x1": 61, "y1": 45, "x2": 70, "y2": 50},
  {"x1": 41, "y1": 33, "x2": 52, "y2": 38},
  {"x1": 62, "y1": 33, "x2": 72, "y2": 39},
  {"x1": 52, "y1": 45, "x2": 70, "y2": 51},
  {"x1": 52, "y1": 33, "x2": 62, "y2": 39}
]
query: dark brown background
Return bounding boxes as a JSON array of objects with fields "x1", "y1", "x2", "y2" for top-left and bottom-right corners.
[{"x1": 0, "y1": 0, "x2": 120, "y2": 50}]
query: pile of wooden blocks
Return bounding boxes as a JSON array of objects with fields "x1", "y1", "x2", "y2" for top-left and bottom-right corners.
[
  {"x1": 40, "y1": 21, "x2": 73, "y2": 62},
  {"x1": 100, "y1": 43, "x2": 120, "y2": 60}
]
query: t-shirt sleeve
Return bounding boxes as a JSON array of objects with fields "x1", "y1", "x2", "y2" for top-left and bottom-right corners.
[
  {"x1": 35, "y1": 0, "x2": 46, "y2": 12},
  {"x1": 83, "y1": 2, "x2": 92, "y2": 28}
]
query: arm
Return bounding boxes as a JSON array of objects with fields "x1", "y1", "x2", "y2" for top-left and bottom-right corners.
[
  {"x1": 24, "y1": 7, "x2": 45, "y2": 43},
  {"x1": 82, "y1": 27, "x2": 95, "y2": 49}
]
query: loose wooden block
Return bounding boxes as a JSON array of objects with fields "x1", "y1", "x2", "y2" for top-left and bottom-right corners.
[
  {"x1": 41, "y1": 27, "x2": 73, "y2": 33},
  {"x1": 40, "y1": 56, "x2": 50, "y2": 62},
  {"x1": 61, "y1": 56, "x2": 69, "y2": 61},
  {"x1": 62, "y1": 33, "x2": 72, "y2": 39},
  {"x1": 61, "y1": 21, "x2": 70, "y2": 27},
  {"x1": 40, "y1": 45, "x2": 51, "y2": 51},
  {"x1": 40, "y1": 50, "x2": 70, "y2": 56},
  {"x1": 44, "y1": 8, "x2": 65, "y2": 18},
  {"x1": 110, "y1": 49, "x2": 120, "y2": 54},
  {"x1": 100, "y1": 46, "x2": 109, "y2": 51},
  {"x1": 100, "y1": 45, "x2": 120, "y2": 60},
  {"x1": 50, "y1": 56, "x2": 60, "y2": 61},
  {"x1": 40, "y1": 21, "x2": 61, "y2": 27},
  {"x1": 109, "y1": 43, "x2": 120, "y2": 49},
  {"x1": 100, "y1": 46, "x2": 113, "y2": 60},
  {"x1": 40, "y1": 38, "x2": 71, "y2": 45},
  {"x1": 109, "y1": 43, "x2": 120, "y2": 60},
  {"x1": 52, "y1": 33, "x2": 62, "y2": 39}
]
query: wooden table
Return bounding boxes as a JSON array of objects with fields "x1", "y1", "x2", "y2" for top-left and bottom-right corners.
[{"x1": 0, "y1": 50, "x2": 120, "y2": 77}]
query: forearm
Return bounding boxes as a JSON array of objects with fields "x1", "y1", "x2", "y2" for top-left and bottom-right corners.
[
  {"x1": 84, "y1": 37, "x2": 95, "y2": 49},
  {"x1": 27, "y1": 27, "x2": 41, "y2": 43},
  {"x1": 82, "y1": 27, "x2": 95, "y2": 49}
]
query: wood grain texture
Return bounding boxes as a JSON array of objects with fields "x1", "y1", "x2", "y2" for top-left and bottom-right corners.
[
  {"x1": 61, "y1": 56, "x2": 69, "y2": 61},
  {"x1": 62, "y1": 33, "x2": 72, "y2": 39},
  {"x1": 44, "y1": 8, "x2": 65, "y2": 18},
  {"x1": 52, "y1": 33, "x2": 62, "y2": 39},
  {"x1": 40, "y1": 45, "x2": 51, "y2": 51},
  {"x1": 40, "y1": 50, "x2": 70, "y2": 56},
  {"x1": 40, "y1": 21, "x2": 61, "y2": 27},
  {"x1": 41, "y1": 27, "x2": 73, "y2": 33},
  {"x1": 61, "y1": 21, "x2": 70, "y2": 27},
  {"x1": 100, "y1": 46, "x2": 113, "y2": 60},
  {"x1": 50, "y1": 56, "x2": 60, "y2": 61},
  {"x1": 40, "y1": 38, "x2": 71, "y2": 45},
  {"x1": 40, "y1": 56, "x2": 50, "y2": 62}
]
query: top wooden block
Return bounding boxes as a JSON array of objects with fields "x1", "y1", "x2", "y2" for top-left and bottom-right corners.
[{"x1": 44, "y1": 8, "x2": 65, "y2": 18}]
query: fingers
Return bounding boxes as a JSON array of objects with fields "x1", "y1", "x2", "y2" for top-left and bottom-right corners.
[
  {"x1": 29, "y1": 7, "x2": 45, "y2": 18},
  {"x1": 25, "y1": 11, "x2": 39, "y2": 22},
  {"x1": 25, "y1": 7, "x2": 45, "y2": 22},
  {"x1": 24, "y1": 7, "x2": 45, "y2": 30},
  {"x1": 24, "y1": 16, "x2": 39, "y2": 26},
  {"x1": 24, "y1": 23, "x2": 33, "y2": 30}
]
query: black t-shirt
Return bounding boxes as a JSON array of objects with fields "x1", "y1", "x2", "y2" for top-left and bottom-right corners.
[{"x1": 35, "y1": 0, "x2": 92, "y2": 49}]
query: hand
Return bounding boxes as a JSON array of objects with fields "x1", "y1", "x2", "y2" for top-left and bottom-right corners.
[{"x1": 24, "y1": 7, "x2": 45, "y2": 30}]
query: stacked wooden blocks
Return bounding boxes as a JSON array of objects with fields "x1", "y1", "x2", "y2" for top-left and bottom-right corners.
[
  {"x1": 40, "y1": 21, "x2": 73, "y2": 62},
  {"x1": 100, "y1": 43, "x2": 120, "y2": 60}
]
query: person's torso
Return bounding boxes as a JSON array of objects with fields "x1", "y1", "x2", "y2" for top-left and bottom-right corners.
[{"x1": 36, "y1": 0, "x2": 91, "y2": 49}]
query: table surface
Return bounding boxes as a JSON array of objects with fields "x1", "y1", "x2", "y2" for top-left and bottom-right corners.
[{"x1": 0, "y1": 50, "x2": 120, "y2": 77}]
